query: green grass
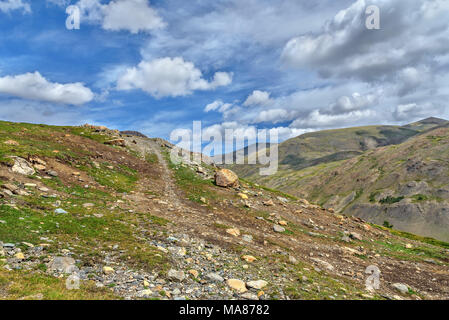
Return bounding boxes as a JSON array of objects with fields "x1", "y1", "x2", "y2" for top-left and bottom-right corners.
[
  {"x1": 145, "y1": 153, "x2": 159, "y2": 164},
  {"x1": 164, "y1": 151, "x2": 216, "y2": 203},
  {"x1": 379, "y1": 196, "x2": 404, "y2": 204},
  {"x1": 0, "y1": 268, "x2": 119, "y2": 300},
  {"x1": 83, "y1": 162, "x2": 138, "y2": 193}
]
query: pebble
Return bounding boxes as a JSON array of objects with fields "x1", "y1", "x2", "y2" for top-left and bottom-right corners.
[
  {"x1": 103, "y1": 266, "x2": 115, "y2": 275},
  {"x1": 273, "y1": 225, "x2": 285, "y2": 233},
  {"x1": 247, "y1": 280, "x2": 268, "y2": 290},
  {"x1": 206, "y1": 273, "x2": 224, "y2": 283},
  {"x1": 226, "y1": 279, "x2": 247, "y2": 293},
  {"x1": 392, "y1": 283, "x2": 409, "y2": 294},
  {"x1": 167, "y1": 269, "x2": 185, "y2": 282},
  {"x1": 226, "y1": 228, "x2": 240, "y2": 237}
]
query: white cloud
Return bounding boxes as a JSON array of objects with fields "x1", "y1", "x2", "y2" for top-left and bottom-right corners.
[
  {"x1": 0, "y1": 0, "x2": 30, "y2": 13},
  {"x1": 0, "y1": 72, "x2": 94, "y2": 105},
  {"x1": 117, "y1": 57, "x2": 233, "y2": 98},
  {"x1": 243, "y1": 90, "x2": 272, "y2": 107},
  {"x1": 290, "y1": 109, "x2": 375, "y2": 129},
  {"x1": 102, "y1": 0, "x2": 165, "y2": 33},
  {"x1": 73, "y1": 0, "x2": 164, "y2": 33},
  {"x1": 281, "y1": 0, "x2": 449, "y2": 82},
  {"x1": 204, "y1": 100, "x2": 233, "y2": 113},
  {"x1": 393, "y1": 102, "x2": 444, "y2": 122}
]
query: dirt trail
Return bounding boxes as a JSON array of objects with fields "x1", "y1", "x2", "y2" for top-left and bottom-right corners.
[{"x1": 123, "y1": 136, "x2": 182, "y2": 208}]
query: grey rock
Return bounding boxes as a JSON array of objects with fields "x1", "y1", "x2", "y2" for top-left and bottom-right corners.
[
  {"x1": 392, "y1": 283, "x2": 409, "y2": 294},
  {"x1": 167, "y1": 269, "x2": 185, "y2": 282},
  {"x1": 206, "y1": 273, "x2": 224, "y2": 283},
  {"x1": 273, "y1": 225, "x2": 285, "y2": 233},
  {"x1": 47, "y1": 257, "x2": 78, "y2": 274},
  {"x1": 47, "y1": 170, "x2": 59, "y2": 177},
  {"x1": 10, "y1": 157, "x2": 35, "y2": 176}
]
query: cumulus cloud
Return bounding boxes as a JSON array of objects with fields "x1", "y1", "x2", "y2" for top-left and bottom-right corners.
[
  {"x1": 290, "y1": 109, "x2": 375, "y2": 129},
  {"x1": 328, "y1": 92, "x2": 378, "y2": 115},
  {"x1": 72, "y1": 0, "x2": 164, "y2": 33},
  {"x1": 393, "y1": 102, "x2": 445, "y2": 122},
  {"x1": 0, "y1": 72, "x2": 94, "y2": 105},
  {"x1": 204, "y1": 100, "x2": 233, "y2": 113},
  {"x1": 0, "y1": 0, "x2": 30, "y2": 13},
  {"x1": 117, "y1": 57, "x2": 233, "y2": 98},
  {"x1": 281, "y1": 0, "x2": 449, "y2": 82},
  {"x1": 243, "y1": 90, "x2": 272, "y2": 107}
]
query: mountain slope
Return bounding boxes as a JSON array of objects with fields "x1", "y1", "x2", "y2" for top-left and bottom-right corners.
[
  {"x1": 1, "y1": 121, "x2": 449, "y2": 300},
  {"x1": 249, "y1": 125, "x2": 449, "y2": 241},
  {"x1": 228, "y1": 118, "x2": 448, "y2": 180}
]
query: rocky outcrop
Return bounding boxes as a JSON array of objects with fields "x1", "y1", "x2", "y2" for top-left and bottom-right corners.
[
  {"x1": 10, "y1": 157, "x2": 35, "y2": 176},
  {"x1": 105, "y1": 139, "x2": 126, "y2": 147}
]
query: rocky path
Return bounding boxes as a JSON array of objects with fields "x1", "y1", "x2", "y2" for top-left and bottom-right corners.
[{"x1": 2, "y1": 128, "x2": 448, "y2": 300}]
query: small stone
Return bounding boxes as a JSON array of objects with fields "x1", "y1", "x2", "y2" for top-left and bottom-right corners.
[
  {"x1": 137, "y1": 289, "x2": 153, "y2": 298},
  {"x1": 4, "y1": 140, "x2": 19, "y2": 145},
  {"x1": 48, "y1": 257, "x2": 77, "y2": 274},
  {"x1": 54, "y1": 208, "x2": 68, "y2": 214},
  {"x1": 167, "y1": 269, "x2": 185, "y2": 282},
  {"x1": 238, "y1": 193, "x2": 248, "y2": 200},
  {"x1": 206, "y1": 273, "x2": 224, "y2": 283},
  {"x1": 188, "y1": 269, "x2": 199, "y2": 278},
  {"x1": 226, "y1": 279, "x2": 247, "y2": 293},
  {"x1": 247, "y1": 280, "x2": 268, "y2": 290},
  {"x1": 241, "y1": 292, "x2": 258, "y2": 300},
  {"x1": 143, "y1": 280, "x2": 150, "y2": 287},
  {"x1": 22, "y1": 242, "x2": 34, "y2": 248},
  {"x1": 263, "y1": 199, "x2": 275, "y2": 206},
  {"x1": 350, "y1": 232, "x2": 362, "y2": 241},
  {"x1": 24, "y1": 183, "x2": 37, "y2": 188},
  {"x1": 242, "y1": 235, "x2": 253, "y2": 243},
  {"x1": 273, "y1": 225, "x2": 285, "y2": 233},
  {"x1": 82, "y1": 203, "x2": 95, "y2": 208},
  {"x1": 14, "y1": 252, "x2": 25, "y2": 260},
  {"x1": 226, "y1": 228, "x2": 240, "y2": 237},
  {"x1": 103, "y1": 266, "x2": 115, "y2": 275},
  {"x1": 289, "y1": 255, "x2": 298, "y2": 264},
  {"x1": 392, "y1": 283, "x2": 409, "y2": 294},
  {"x1": 241, "y1": 255, "x2": 257, "y2": 263},
  {"x1": 47, "y1": 170, "x2": 58, "y2": 177},
  {"x1": 278, "y1": 220, "x2": 288, "y2": 226},
  {"x1": 311, "y1": 258, "x2": 334, "y2": 271}
]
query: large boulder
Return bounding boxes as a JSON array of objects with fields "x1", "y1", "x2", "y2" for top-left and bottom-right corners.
[
  {"x1": 10, "y1": 157, "x2": 35, "y2": 176},
  {"x1": 215, "y1": 169, "x2": 239, "y2": 188}
]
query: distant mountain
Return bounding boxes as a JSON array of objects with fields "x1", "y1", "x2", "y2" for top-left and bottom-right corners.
[
  {"x1": 121, "y1": 130, "x2": 148, "y2": 138},
  {"x1": 228, "y1": 117, "x2": 449, "y2": 241},
  {"x1": 228, "y1": 118, "x2": 448, "y2": 179}
]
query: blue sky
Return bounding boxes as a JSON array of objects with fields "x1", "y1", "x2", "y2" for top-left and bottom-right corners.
[{"x1": 0, "y1": 0, "x2": 448, "y2": 145}]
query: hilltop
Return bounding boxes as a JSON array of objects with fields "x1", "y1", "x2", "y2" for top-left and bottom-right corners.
[{"x1": 0, "y1": 120, "x2": 448, "y2": 300}]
